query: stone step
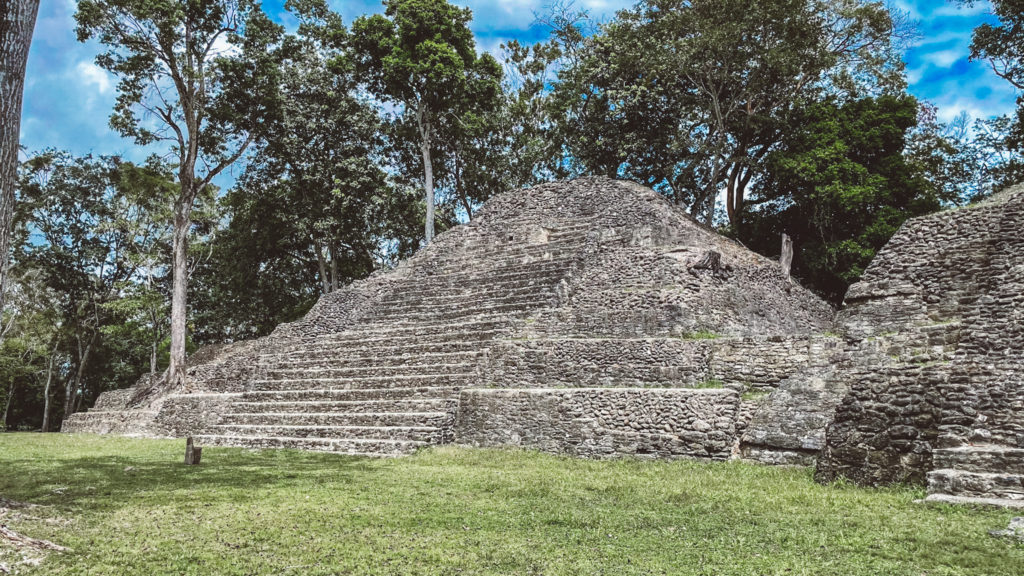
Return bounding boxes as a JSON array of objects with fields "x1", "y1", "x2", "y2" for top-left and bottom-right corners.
[
  {"x1": 292, "y1": 316, "x2": 513, "y2": 344},
  {"x1": 367, "y1": 300, "x2": 553, "y2": 322},
  {"x1": 239, "y1": 386, "x2": 461, "y2": 402},
  {"x1": 394, "y1": 262, "x2": 572, "y2": 289},
  {"x1": 432, "y1": 239, "x2": 585, "y2": 259},
  {"x1": 262, "y1": 340, "x2": 488, "y2": 361},
  {"x1": 220, "y1": 411, "x2": 448, "y2": 428},
  {"x1": 229, "y1": 398, "x2": 455, "y2": 414},
  {"x1": 378, "y1": 282, "x2": 557, "y2": 305},
  {"x1": 922, "y1": 493, "x2": 1024, "y2": 509},
  {"x1": 375, "y1": 290, "x2": 557, "y2": 311},
  {"x1": 927, "y1": 468, "x2": 1024, "y2": 501},
  {"x1": 250, "y1": 373, "x2": 475, "y2": 391},
  {"x1": 260, "y1": 350, "x2": 482, "y2": 370},
  {"x1": 932, "y1": 445, "x2": 1024, "y2": 475},
  {"x1": 268, "y1": 329, "x2": 507, "y2": 356},
  {"x1": 263, "y1": 362, "x2": 478, "y2": 380},
  {"x1": 195, "y1": 434, "x2": 425, "y2": 456},
  {"x1": 210, "y1": 424, "x2": 442, "y2": 443}
]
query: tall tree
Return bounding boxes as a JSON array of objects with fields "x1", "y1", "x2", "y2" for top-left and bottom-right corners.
[
  {"x1": 743, "y1": 95, "x2": 944, "y2": 303},
  {"x1": 190, "y1": 0, "x2": 421, "y2": 343},
  {"x1": 547, "y1": 0, "x2": 905, "y2": 226},
  {"x1": 352, "y1": 0, "x2": 501, "y2": 243},
  {"x1": 75, "y1": 0, "x2": 283, "y2": 387},
  {"x1": 17, "y1": 152, "x2": 175, "y2": 423},
  {"x1": 962, "y1": 0, "x2": 1024, "y2": 194},
  {"x1": 0, "y1": 0, "x2": 39, "y2": 346}
]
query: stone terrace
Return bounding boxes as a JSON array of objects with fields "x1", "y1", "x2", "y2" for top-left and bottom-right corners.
[{"x1": 65, "y1": 177, "x2": 840, "y2": 462}]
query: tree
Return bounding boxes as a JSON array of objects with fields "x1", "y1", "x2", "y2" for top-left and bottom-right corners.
[
  {"x1": 352, "y1": 0, "x2": 502, "y2": 242},
  {"x1": 0, "y1": 0, "x2": 39, "y2": 347},
  {"x1": 546, "y1": 0, "x2": 906, "y2": 226},
  {"x1": 189, "y1": 0, "x2": 421, "y2": 343},
  {"x1": 962, "y1": 0, "x2": 1024, "y2": 194},
  {"x1": 0, "y1": 267, "x2": 62, "y2": 430},
  {"x1": 967, "y1": 0, "x2": 1024, "y2": 91},
  {"x1": 75, "y1": 0, "x2": 283, "y2": 388},
  {"x1": 17, "y1": 152, "x2": 172, "y2": 419},
  {"x1": 742, "y1": 95, "x2": 944, "y2": 303}
]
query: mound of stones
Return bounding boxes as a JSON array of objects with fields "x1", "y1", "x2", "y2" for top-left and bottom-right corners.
[
  {"x1": 65, "y1": 177, "x2": 842, "y2": 463},
  {"x1": 815, "y1": 185, "x2": 1024, "y2": 508}
]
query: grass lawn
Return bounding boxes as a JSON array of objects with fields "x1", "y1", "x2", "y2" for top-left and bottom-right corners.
[{"x1": 0, "y1": 433, "x2": 1022, "y2": 575}]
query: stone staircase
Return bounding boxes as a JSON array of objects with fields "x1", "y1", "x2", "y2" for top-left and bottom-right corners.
[
  {"x1": 925, "y1": 445, "x2": 1024, "y2": 508},
  {"x1": 193, "y1": 220, "x2": 594, "y2": 455},
  {"x1": 67, "y1": 178, "x2": 840, "y2": 465}
]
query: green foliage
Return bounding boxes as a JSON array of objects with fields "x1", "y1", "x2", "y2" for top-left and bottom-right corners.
[
  {"x1": 743, "y1": 95, "x2": 943, "y2": 303},
  {"x1": 189, "y1": 0, "x2": 422, "y2": 343},
  {"x1": 1, "y1": 436, "x2": 1022, "y2": 575},
  {"x1": 545, "y1": 0, "x2": 906, "y2": 225},
  {"x1": 961, "y1": 0, "x2": 1024, "y2": 194},
  {"x1": 7, "y1": 151, "x2": 177, "y2": 429},
  {"x1": 352, "y1": 0, "x2": 503, "y2": 237}
]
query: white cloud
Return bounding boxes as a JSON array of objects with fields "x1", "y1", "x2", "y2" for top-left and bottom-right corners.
[
  {"x1": 924, "y1": 47, "x2": 966, "y2": 68},
  {"x1": 75, "y1": 60, "x2": 112, "y2": 95}
]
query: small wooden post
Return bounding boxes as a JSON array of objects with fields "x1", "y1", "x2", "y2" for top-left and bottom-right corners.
[
  {"x1": 184, "y1": 436, "x2": 202, "y2": 465},
  {"x1": 780, "y1": 233, "x2": 794, "y2": 280}
]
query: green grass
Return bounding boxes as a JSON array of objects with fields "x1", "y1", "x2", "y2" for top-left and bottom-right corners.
[{"x1": 1, "y1": 434, "x2": 1022, "y2": 575}]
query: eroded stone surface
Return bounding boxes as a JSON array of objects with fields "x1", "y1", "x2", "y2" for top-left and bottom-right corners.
[
  {"x1": 816, "y1": 186, "x2": 1024, "y2": 499},
  {"x1": 63, "y1": 177, "x2": 838, "y2": 461}
]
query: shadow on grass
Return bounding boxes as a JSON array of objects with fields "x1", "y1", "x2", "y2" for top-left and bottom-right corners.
[{"x1": 0, "y1": 443, "x2": 384, "y2": 513}]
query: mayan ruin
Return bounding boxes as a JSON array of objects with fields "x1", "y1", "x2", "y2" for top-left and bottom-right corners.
[
  {"x1": 58, "y1": 177, "x2": 1024, "y2": 508},
  {"x1": 6, "y1": 0, "x2": 1024, "y2": 573}
]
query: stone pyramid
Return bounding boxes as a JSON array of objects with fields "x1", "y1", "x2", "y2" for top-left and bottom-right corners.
[{"x1": 65, "y1": 177, "x2": 839, "y2": 461}]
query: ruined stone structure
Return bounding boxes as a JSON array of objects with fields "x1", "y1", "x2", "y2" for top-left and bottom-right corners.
[
  {"x1": 63, "y1": 177, "x2": 1024, "y2": 506},
  {"x1": 64, "y1": 177, "x2": 840, "y2": 463},
  {"x1": 816, "y1": 185, "x2": 1024, "y2": 507}
]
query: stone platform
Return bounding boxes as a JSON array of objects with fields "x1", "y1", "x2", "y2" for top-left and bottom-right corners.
[{"x1": 65, "y1": 177, "x2": 841, "y2": 463}]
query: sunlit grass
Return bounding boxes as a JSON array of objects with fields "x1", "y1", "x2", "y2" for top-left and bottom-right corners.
[{"x1": 0, "y1": 433, "x2": 1021, "y2": 575}]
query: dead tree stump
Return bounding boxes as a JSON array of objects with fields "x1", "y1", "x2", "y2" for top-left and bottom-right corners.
[
  {"x1": 184, "y1": 437, "x2": 202, "y2": 465},
  {"x1": 780, "y1": 233, "x2": 794, "y2": 280},
  {"x1": 689, "y1": 250, "x2": 732, "y2": 280}
]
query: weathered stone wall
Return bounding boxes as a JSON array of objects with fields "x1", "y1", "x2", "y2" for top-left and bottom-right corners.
[
  {"x1": 483, "y1": 339, "x2": 713, "y2": 389},
  {"x1": 817, "y1": 186, "x2": 1024, "y2": 486},
  {"x1": 454, "y1": 388, "x2": 739, "y2": 459}
]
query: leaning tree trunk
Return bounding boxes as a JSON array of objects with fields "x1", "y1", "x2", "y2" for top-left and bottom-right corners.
[
  {"x1": 0, "y1": 0, "x2": 40, "y2": 342},
  {"x1": 41, "y1": 339, "x2": 58, "y2": 432},
  {"x1": 167, "y1": 195, "x2": 192, "y2": 389},
  {"x1": 417, "y1": 102, "x2": 435, "y2": 244}
]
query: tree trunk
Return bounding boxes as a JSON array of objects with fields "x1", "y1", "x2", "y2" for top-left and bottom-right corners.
[
  {"x1": 167, "y1": 197, "x2": 191, "y2": 389},
  {"x1": 417, "y1": 102, "x2": 435, "y2": 244},
  {"x1": 0, "y1": 0, "x2": 40, "y2": 346},
  {"x1": 780, "y1": 233, "x2": 794, "y2": 280},
  {"x1": 150, "y1": 339, "x2": 158, "y2": 382},
  {"x1": 41, "y1": 339, "x2": 58, "y2": 432},
  {"x1": 1, "y1": 383, "x2": 12, "y2": 430},
  {"x1": 64, "y1": 333, "x2": 94, "y2": 418},
  {"x1": 329, "y1": 245, "x2": 339, "y2": 293},
  {"x1": 62, "y1": 376, "x2": 74, "y2": 423},
  {"x1": 314, "y1": 240, "x2": 330, "y2": 294}
]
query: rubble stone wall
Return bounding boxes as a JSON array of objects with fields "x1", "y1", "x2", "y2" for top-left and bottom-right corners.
[
  {"x1": 454, "y1": 388, "x2": 739, "y2": 460},
  {"x1": 817, "y1": 186, "x2": 1024, "y2": 485}
]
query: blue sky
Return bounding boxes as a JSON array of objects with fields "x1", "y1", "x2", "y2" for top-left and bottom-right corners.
[{"x1": 20, "y1": 0, "x2": 1018, "y2": 168}]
